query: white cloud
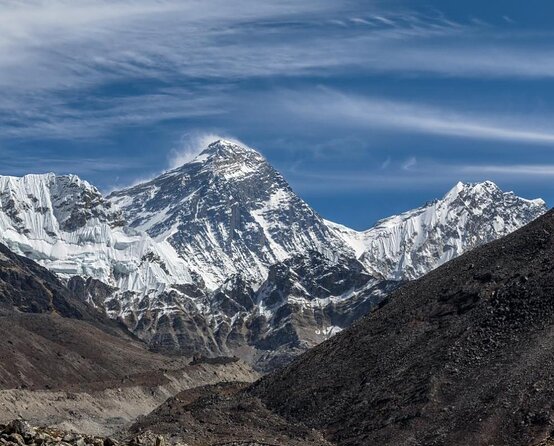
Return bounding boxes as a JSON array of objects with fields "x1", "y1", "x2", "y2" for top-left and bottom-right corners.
[
  {"x1": 280, "y1": 88, "x2": 554, "y2": 145},
  {"x1": 285, "y1": 159, "x2": 554, "y2": 195},
  {"x1": 0, "y1": 86, "x2": 230, "y2": 140},
  {"x1": 1, "y1": 1, "x2": 554, "y2": 143},
  {"x1": 401, "y1": 156, "x2": 417, "y2": 170},
  {"x1": 460, "y1": 164, "x2": 554, "y2": 176}
]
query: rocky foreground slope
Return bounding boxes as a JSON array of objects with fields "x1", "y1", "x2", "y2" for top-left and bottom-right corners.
[
  {"x1": 0, "y1": 419, "x2": 172, "y2": 446},
  {"x1": 130, "y1": 209, "x2": 554, "y2": 446}
]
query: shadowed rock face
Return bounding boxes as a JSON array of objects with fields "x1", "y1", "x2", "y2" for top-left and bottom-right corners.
[
  {"x1": 134, "y1": 209, "x2": 554, "y2": 446},
  {"x1": 250, "y1": 208, "x2": 554, "y2": 446},
  {"x1": 0, "y1": 242, "x2": 177, "y2": 390}
]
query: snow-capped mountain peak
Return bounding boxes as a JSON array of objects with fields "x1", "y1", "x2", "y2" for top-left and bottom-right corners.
[
  {"x1": 329, "y1": 180, "x2": 547, "y2": 281},
  {"x1": 109, "y1": 139, "x2": 350, "y2": 288},
  {"x1": 185, "y1": 139, "x2": 267, "y2": 182},
  {"x1": 0, "y1": 173, "x2": 123, "y2": 236},
  {"x1": 441, "y1": 180, "x2": 545, "y2": 210},
  {"x1": 192, "y1": 139, "x2": 261, "y2": 161}
]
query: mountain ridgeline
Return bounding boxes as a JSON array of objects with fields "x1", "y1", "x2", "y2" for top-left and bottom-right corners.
[{"x1": 0, "y1": 140, "x2": 546, "y2": 370}]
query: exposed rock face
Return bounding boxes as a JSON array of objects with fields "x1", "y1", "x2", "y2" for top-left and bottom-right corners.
[
  {"x1": 0, "y1": 242, "x2": 259, "y2": 436},
  {"x1": 244, "y1": 252, "x2": 397, "y2": 370}
]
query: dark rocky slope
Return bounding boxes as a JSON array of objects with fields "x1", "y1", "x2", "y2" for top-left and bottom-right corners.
[
  {"x1": 0, "y1": 242, "x2": 210, "y2": 391},
  {"x1": 129, "y1": 382, "x2": 333, "y2": 446},
  {"x1": 251, "y1": 208, "x2": 554, "y2": 446},
  {"x1": 135, "y1": 209, "x2": 554, "y2": 446}
]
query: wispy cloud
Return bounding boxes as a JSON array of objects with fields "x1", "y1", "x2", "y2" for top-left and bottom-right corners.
[
  {"x1": 0, "y1": 87, "x2": 228, "y2": 139},
  {"x1": 0, "y1": 150, "x2": 144, "y2": 176},
  {"x1": 401, "y1": 156, "x2": 417, "y2": 170},
  {"x1": 0, "y1": 0, "x2": 539, "y2": 142},
  {"x1": 460, "y1": 164, "x2": 554, "y2": 176},
  {"x1": 280, "y1": 88, "x2": 554, "y2": 146},
  {"x1": 2, "y1": 1, "x2": 554, "y2": 144},
  {"x1": 285, "y1": 159, "x2": 554, "y2": 195}
]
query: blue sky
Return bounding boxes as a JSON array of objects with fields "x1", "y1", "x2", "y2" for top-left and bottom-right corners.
[{"x1": 1, "y1": 0, "x2": 554, "y2": 229}]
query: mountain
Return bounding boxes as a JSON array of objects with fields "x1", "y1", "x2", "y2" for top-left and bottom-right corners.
[
  {"x1": 0, "y1": 140, "x2": 546, "y2": 371},
  {"x1": 108, "y1": 139, "x2": 351, "y2": 288},
  {"x1": 0, "y1": 173, "x2": 205, "y2": 350},
  {"x1": 0, "y1": 173, "x2": 194, "y2": 291},
  {"x1": 131, "y1": 209, "x2": 554, "y2": 446},
  {"x1": 329, "y1": 180, "x2": 546, "y2": 280}
]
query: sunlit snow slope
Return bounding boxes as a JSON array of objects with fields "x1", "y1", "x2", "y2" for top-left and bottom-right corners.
[
  {"x1": 328, "y1": 181, "x2": 546, "y2": 280},
  {"x1": 0, "y1": 173, "x2": 193, "y2": 298}
]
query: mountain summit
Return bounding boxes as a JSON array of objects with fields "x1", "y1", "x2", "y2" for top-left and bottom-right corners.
[
  {"x1": 109, "y1": 139, "x2": 349, "y2": 288},
  {"x1": 330, "y1": 179, "x2": 546, "y2": 280},
  {"x1": 191, "y1": 139, "x2": 261, "y2": 162}
]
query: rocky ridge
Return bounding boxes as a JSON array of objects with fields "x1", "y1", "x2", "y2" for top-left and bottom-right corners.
[{"x1": 329, "y1": 179, "x2": 546, "y2": 280}]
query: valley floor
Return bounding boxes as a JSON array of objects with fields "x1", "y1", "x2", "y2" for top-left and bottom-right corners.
[{"x1": 0, "y1": 361, "x2": 257, "y2": 436}]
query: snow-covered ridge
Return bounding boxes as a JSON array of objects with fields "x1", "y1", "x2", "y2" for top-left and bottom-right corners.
[
  {"x1": 328, "y1": 180, "x2": 547, "y2": 280},
  {"x1": 0, "y1": 173, "x2": 193, "y2": 298}
]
